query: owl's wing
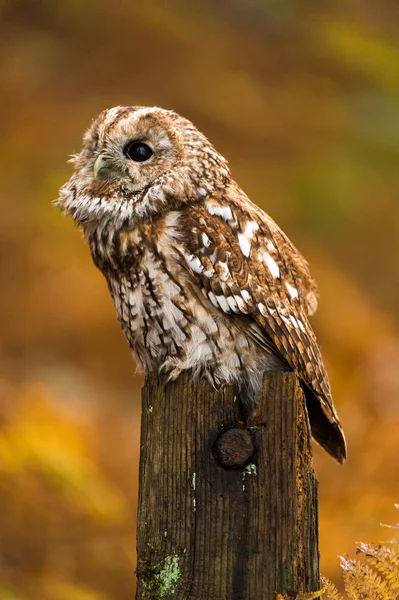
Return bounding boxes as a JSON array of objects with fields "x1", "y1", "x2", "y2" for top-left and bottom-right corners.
[{"x1": 175, "y1": 188, "x2": 346, "y2": 463}]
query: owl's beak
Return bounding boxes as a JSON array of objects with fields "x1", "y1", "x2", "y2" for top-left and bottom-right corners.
[{"x1": 93, "y1": 154, "x2": 110, "y2": 178}]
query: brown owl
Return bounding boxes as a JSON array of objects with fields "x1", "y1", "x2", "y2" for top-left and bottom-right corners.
[{"x1": 58, "y1": 106, "x2": 346, "y2": 464}]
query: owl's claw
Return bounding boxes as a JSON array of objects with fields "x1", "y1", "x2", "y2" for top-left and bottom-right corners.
[{"x1": 159, "y1": 361, "x2": 182, "y2": 383}]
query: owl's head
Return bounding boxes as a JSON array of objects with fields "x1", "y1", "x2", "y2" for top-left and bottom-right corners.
[{"x1": 58, "y1": 106, "x2": 230, "y2": 229}]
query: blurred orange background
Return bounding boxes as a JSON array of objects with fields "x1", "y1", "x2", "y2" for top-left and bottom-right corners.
[{"x1": 1, "y1": 1, "x2": 399, "y2": 598}]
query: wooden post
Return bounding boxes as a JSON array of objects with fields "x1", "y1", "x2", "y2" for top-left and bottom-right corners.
[{"x1": 135, "y1": 371, "x2": 319, "y2": 600}]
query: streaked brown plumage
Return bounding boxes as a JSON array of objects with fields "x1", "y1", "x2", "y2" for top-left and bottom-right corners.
[{"x1": 58, "y1": 105, "x2": 346, "y2": 463}]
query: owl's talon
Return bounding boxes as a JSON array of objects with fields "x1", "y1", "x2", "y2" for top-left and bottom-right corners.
[{"x1": 159, "y1": 361, "x2": 182, "y2": 383}]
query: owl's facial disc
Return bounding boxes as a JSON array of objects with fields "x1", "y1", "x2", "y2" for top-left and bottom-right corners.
[{"x1": 58, "y1": 105, "x2": 230, "y2": 228}]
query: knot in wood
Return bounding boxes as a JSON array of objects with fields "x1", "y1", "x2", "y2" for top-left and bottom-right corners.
[{"x1": 215, "y1": 428, "x2": 255, "y2": 469}]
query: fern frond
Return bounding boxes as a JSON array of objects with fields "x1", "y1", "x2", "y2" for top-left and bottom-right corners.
[
  {"x1": 323, "y1": 505, "x2": 399, "y2": 600},
  {"x1": 375, "y1": 539, "x2": 399, "y2": 545},
  {"x1": 339, "y1": 556, "x2": 363, "y2": 600},
  {"x1": 356, "y1": 542, "x2": 399, "y2": 591},
  {"x1": 341, "y1": 555, "x2": 396, "y2": 600},
  {"x1": 320, "y1": 575, "x2": 344, "y2": 600}
]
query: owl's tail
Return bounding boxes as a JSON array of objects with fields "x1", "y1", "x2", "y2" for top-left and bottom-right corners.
[{"x1": 303, "y1": 386, "x2": 347, "y2": 464}]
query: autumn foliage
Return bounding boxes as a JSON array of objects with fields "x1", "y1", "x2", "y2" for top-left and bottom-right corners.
[{"x1": 1, "y1": 1, "x2": 399, "y2": 598}]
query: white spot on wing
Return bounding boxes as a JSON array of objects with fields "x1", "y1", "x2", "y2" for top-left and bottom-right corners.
[
  {"x1": 216, "y1": 295, "x2": 231, "y2": 313},
  {"x1": 238, "y1": 220, "x2": 258, "y2": 258},
  {"x1": 297, "y1": 318, "x2": 306, "y2": 333},
  {"x1": 258, "y1": 249, "x2": 280, "y2": 278},
  {"x1": 227, "y1": 296, "x2": 239, "y2": 312},
  {"x1": 205, "y1": 202, "x2": 233, "y2": 222},
  {"x1": 234, "y1": 295, "x2": 248, "y2": 313},
  {"x1": 285, "y1": 281, "x2": 299, "y2": 299},
  {"x1": 208, "y1": 291, "x2": 218, "y2": 308},
  {"x1": 185, "y1": 253, "x2": 203, "y2": 274},
  {"x1": 203, "y1": 267, "x2": 215, "y2": 278},
  {"x1": 201, "y1": 233, "x2": 211, "y2": 247},
  {"x1": 238, "y1": 233, "x2": 251, "y2": 257},
  {"x1": 217, "y1": 261, "x2": 230, "y2": 282},
  {"x1": 244, "y1": 221, "x2": 259, "y2": 237},
  {"x1": 290, "y1": 315, "x2": 299, "y2": 328}
]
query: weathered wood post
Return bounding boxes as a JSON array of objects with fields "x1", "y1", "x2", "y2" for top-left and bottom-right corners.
[{"x1": 135, "y1": 370, "x2": 319, "y2": 599}]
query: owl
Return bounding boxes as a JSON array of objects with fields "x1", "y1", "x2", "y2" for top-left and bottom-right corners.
[{"x1": 58, "y1": 106, "x2": 346, "y2": 464}]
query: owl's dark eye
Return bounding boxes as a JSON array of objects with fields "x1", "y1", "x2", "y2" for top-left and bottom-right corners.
[{"x1": 124, "y1": 141, "x2": 153, "y2": 162}]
